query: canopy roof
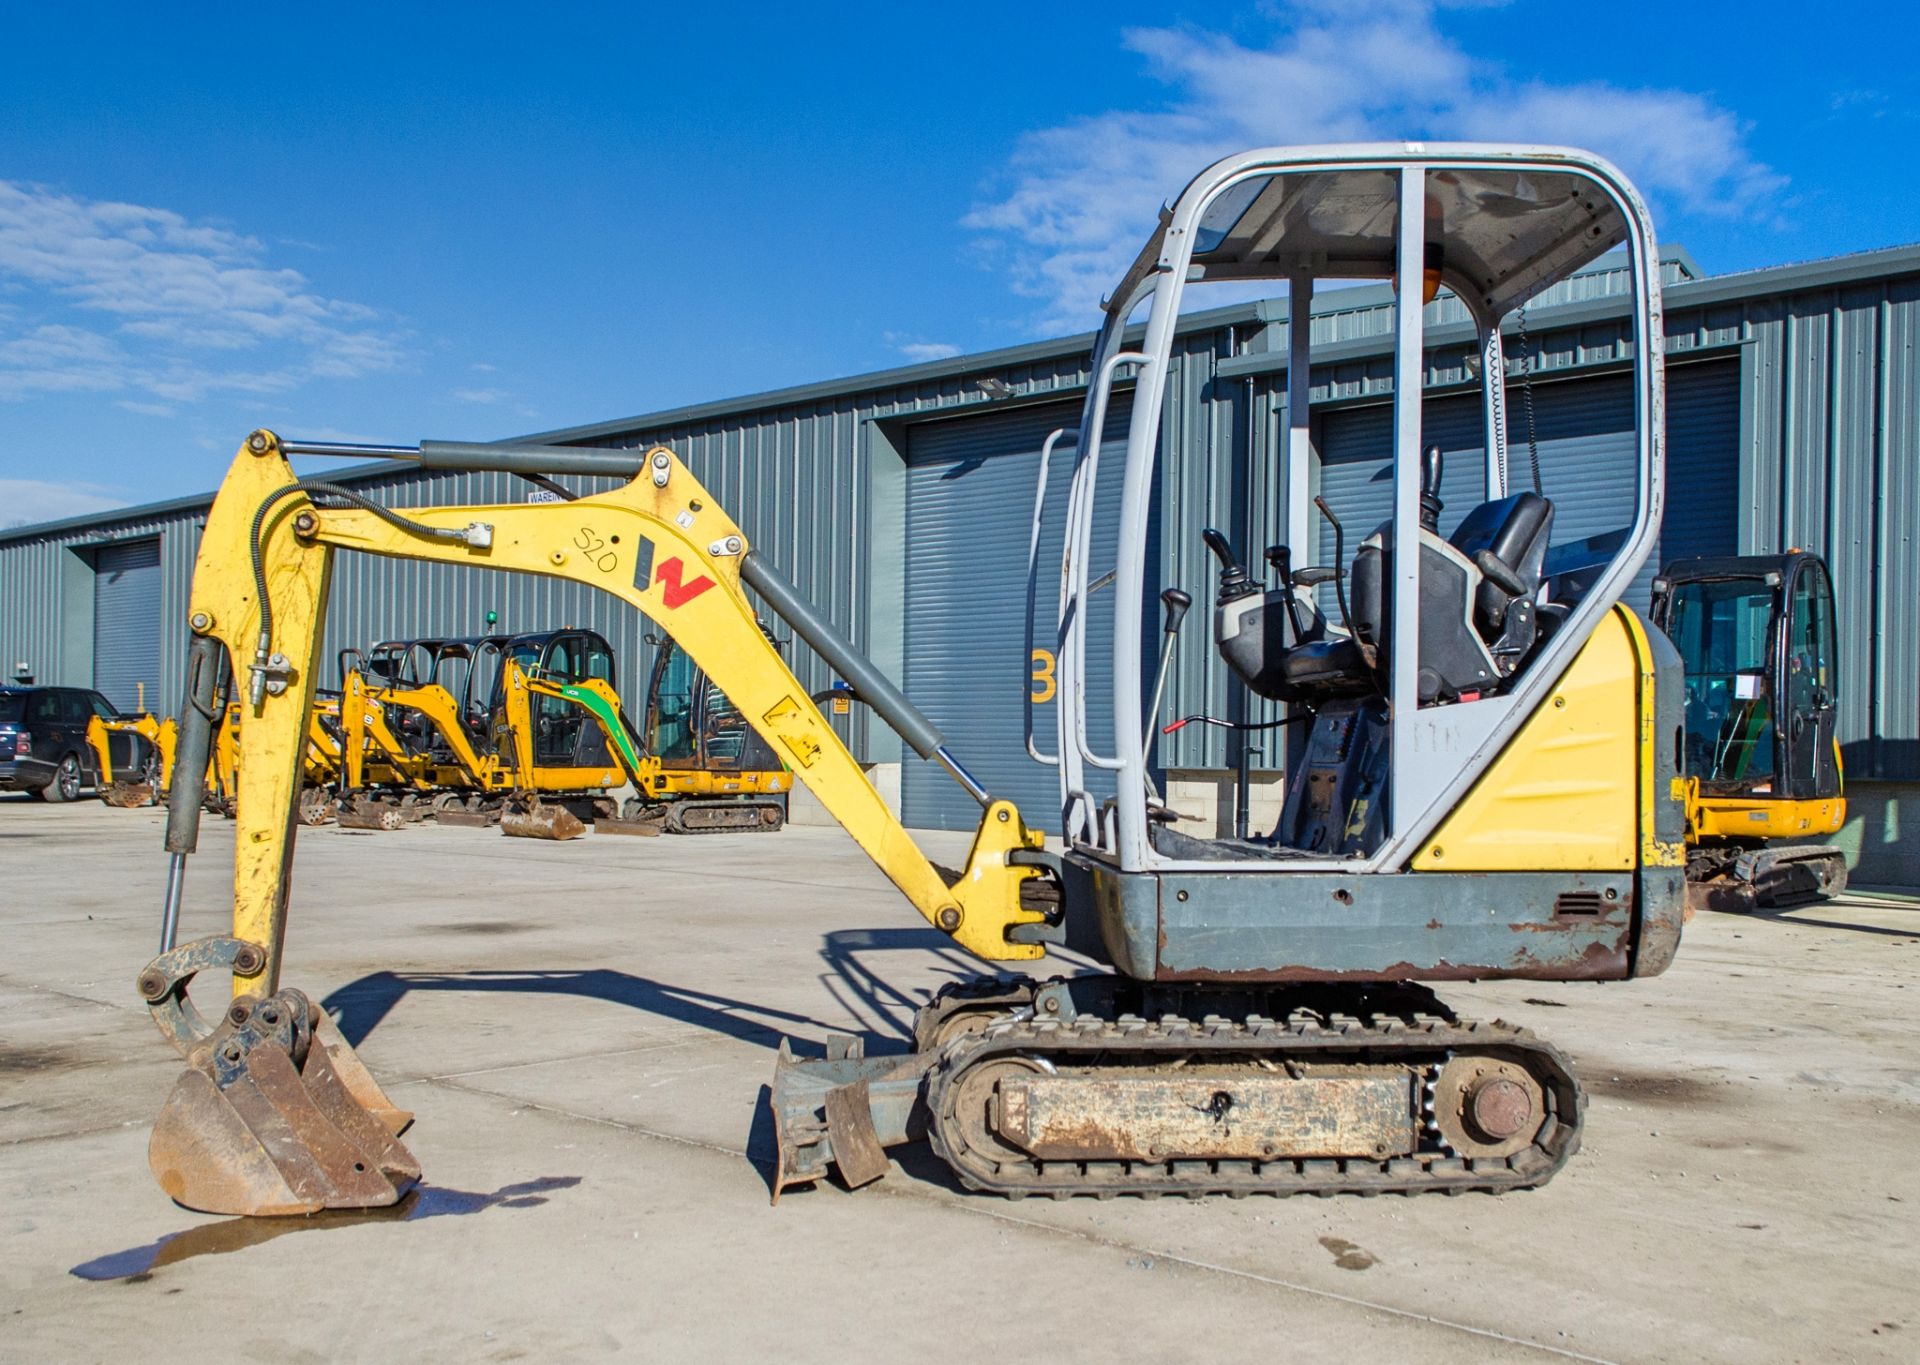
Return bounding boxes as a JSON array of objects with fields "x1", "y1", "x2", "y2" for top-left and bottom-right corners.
[{"x1": 1112, "y1": 146, "x2": 1637, "y2": 320}]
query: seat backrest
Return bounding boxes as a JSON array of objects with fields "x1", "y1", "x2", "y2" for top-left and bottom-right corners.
[
  {"x1": 1450, "y1": 492, "x2": 1553, "y2": 586},
  {"x1": 1345, "y1": 490, "x2": 1557, "y2": 702}
]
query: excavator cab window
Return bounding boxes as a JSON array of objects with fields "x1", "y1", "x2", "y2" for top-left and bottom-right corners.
[
  {"x1": 648, "y1": 642, "x2": 700, "y2": 764},
  {"x1": 1664, "y1": 578, "x2": 1777, "y2": 791},
  {"x1": 531, "y1": 634, "x2": 585, "y2": 765},
  {"x1": 1784, "y1": 559, "x2": 1840, "y2": 799}
]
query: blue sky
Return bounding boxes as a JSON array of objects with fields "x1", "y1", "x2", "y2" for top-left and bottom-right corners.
[{"x1": 1, "y1": 0, "x2": 1914, "y2": 524}]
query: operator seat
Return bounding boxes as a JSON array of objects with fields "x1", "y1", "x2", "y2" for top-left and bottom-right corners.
[
  {"x1": 1210, "y1": 448, "x2": 1555, "y2": 706},
  {"x1": 1347, "y1": 477, "x2": 1554, "y2": 703}
]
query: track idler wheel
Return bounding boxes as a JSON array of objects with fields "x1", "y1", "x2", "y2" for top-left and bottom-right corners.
[
  {"x1": 138, "y1": 937, "x2": 418, "y2": 1216},
  {"x1": 498, "y1": 791, "x2": 586, "y2": 840},
  {"x1": 1428, "y1": 1055, "x2": 1549, "y2": 1160}
]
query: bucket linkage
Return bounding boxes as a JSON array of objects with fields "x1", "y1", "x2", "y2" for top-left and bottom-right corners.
[{"x1": 139, "y1": 936, "x2": 419, "y2": 1216}]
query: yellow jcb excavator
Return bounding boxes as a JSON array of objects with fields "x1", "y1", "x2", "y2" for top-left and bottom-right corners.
[
  {"x1": 87, "y1": 711, "x2": 175, "y2": 807},
  {"x1": 1650, "y1": 551, "x2": 1848, "y2": 910},
  {"x1": 136, "y1": 143, "x2": 1688, "y2": 1217},
  {"x1": 502, "y1": 632, "x2": 792, "y2": 838}
]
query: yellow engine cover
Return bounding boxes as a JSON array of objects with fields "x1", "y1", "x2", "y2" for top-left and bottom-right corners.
[{"x1": 1414, "y1": 607, "x2": 1651, "y2": 872}]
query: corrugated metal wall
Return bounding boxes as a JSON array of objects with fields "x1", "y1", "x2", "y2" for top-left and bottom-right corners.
[
  {"x1": 3, "y1": 248, "x2": 1917, "y2": 787},
  {"x1": 1733, "y1": 271, "x2": 1920, "y2": 779}
]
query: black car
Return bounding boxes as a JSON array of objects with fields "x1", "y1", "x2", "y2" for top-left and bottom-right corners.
[{"x1": 0, "y1": 686, "x2": 155, "y2": 802}]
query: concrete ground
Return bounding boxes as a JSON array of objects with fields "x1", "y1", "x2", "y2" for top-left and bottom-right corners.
[{"x1": 2, "y1": 797, "x2": 1916, "y2": 1364}]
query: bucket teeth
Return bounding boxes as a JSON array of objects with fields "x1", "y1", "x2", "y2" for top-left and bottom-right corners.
[{"x1": 147, "y1": 989, "x2": 418, "y2": 1216}]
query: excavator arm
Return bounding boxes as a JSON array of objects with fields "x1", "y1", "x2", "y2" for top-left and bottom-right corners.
[
  {"x1": 141, "y1": 430, "x2": 1053, "y2": 1214},
  {"x1": 143, "y1": 429, "x2": 1054, "y2": 1213},
  {"x1": 195, "y1": 432, "x2": 1046, "y2": 969}
]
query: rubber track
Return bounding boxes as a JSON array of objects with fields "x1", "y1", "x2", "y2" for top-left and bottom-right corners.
[
  {"x1": 923, "y1": 1004, "x2": 1584, "y2": 1200},
  {"x1": 664, "y1": 799, "x2": 785, "y2": 835}
]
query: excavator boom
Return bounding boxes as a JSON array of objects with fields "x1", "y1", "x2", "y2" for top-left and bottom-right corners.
[{"x1": 141, "y1": 430, "x2": 1049, "y2": 1215}]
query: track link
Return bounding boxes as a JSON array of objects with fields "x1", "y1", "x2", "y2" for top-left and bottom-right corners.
[
  {"x1": 920, "y1": 982, "x2": 1582, "y2": 1201},
  {"x1": 664, "y1": 799, "x2": 786, "y2": 834}
]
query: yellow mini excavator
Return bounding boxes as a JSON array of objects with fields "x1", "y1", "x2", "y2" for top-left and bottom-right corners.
[
  {"x1": 506, "y1": 632, "x2": 793, "y2": 838},
  {"x1": 87, "y1": 711, "x2": 175, "y2": 807},
  {"x1": 322, "y1": 627, "x2": 786, "y2": 838},
  {"x1": 1650, "y1": 551, "x2": 1847, "y2": 910},
  {"x1": 136, "y1": 143, "x2": 1688, "y2": 1216}
]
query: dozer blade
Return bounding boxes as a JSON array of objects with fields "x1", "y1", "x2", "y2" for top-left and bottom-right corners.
[
  {"x1": 140, "y1": 938, "x2": 419, "y2": 1216},
  {"x1": 433, "y1": 807, "x2": 497, "y2": 827},
  {"x1": 337, "y1": 795, "x2": 407, "y2": 831},
  {"x1": 498, "y1": 793, "x2": 586, "y2": 840},
  {"x1": 592, "y1": 815, "x2": 663, "y2": 837},
  {"x1": 767, "y1": 1035, "x2": 932, "y2": 1203}
]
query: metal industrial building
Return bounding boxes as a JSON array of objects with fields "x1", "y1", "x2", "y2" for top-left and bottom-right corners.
[{"x1": 4, "y1": 242, "x2": 1916, "y2": 886}]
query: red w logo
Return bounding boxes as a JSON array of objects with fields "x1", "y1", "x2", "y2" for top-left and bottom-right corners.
[{"x1": 654, "y1": 556, "x2": 715, "y2": 609}]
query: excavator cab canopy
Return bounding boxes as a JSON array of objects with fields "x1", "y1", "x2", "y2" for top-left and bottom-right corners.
[
  {"x1": 1058, "y1": 144, "x2": 1665, "y2": 874},
  {"x1": 1651, "y1": 552, "x2": 1842, "y2": 805}
]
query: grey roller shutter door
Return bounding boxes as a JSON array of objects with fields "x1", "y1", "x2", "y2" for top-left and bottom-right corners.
[
  {"x1": 1314, "y1": 393, "x2": 1483, "y2": 617},
  {"x1": 902, "y1": 396, "x2": 1150, "y2": 832},
  {"x1": 93, "y1": 538, "x2": 162, "y2": 712},
  {"x1": 1318, "y1": 376, "x2": 1647, "y2": 612},
  {"x1": 1661, "y1": 360, "x2": 1740, "y2": 569}
]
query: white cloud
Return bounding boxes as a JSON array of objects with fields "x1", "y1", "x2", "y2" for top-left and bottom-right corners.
[
  {"x1": 884, "y1": 332, "x2": 963, "y2": 363},
  {"x1": 0, "y1": 181, "x2": 405, "y2": 405},
  {"x1": 968, "y1": 3, "x2": 1783, "y2": 329},
  {"x1": 451, "y1": 386, "x2": 512, "y2": 404},
  {"x1": 0, "y1": 478, "x2": 128, "y2": 528}
]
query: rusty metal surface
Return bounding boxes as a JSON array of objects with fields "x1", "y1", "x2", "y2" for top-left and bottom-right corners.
[
  {"x1": 147, "y1": 992, "x2": 419, "y2": 1215},
  {"x1": 592, "y1": 816, "x2": 663, "y2": 837},
  {"x1": 337, "y1": 795, "x2": 407, "y2": 831},
  {"x1": 769, "y1": 1037, "x2": 933, "y2": 1204},
  {"x1": 432, "y1": 799, "x2": 499, "y2": 828},
  {"x1": 1430, "y1": 1055, "x2": 1547, "y2": 1159},
  {"x1": 498, "y1": 793, "x2": 586, "y2": 841},
  {"x1": 924, "y1": 982, "x2": 1585, "y2": 1199},
  {"x1": 822, "y1": 1081, "x2": 891, "y2": 1188},
  {"x1": 996, "y1": 1070, "x2": 1417, "y2": 1162},
  {"x1": 138, "y1": 937, "x2": 419, "y2": 1216},
  {"x1": 296, "y1": 787, "x2": 339, "y2": 825},
  {"x1": 102, "y1": 780, "x2": 155, "y2": 808}
]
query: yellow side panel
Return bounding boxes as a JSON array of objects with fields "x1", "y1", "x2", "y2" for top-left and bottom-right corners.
[
  {"x1": 1413, "y1": 611, "x2": 1639, "y2": 871},
  {"x1": 1696, "y1": 795, "x2": 1846, "y2": 840}
]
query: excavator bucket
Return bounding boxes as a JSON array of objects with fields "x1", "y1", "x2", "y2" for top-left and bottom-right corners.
[
  {"x1": 140, "y1": 938, "x2": 418, "y2": 1216},
  {"x1": 102, "y1": 780, "x2": 157, "y2": 808},
  {"x1": 498, "y1": 791, "x2": 586, "y2": 840}
]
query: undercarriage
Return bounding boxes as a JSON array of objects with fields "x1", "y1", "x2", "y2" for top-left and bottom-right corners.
[{"x1": 772, "y1": 976, "x2": 1580, "y2": 1201}]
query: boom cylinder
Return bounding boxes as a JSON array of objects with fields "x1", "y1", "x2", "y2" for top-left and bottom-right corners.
[{"x1": 740, "y1": 551, "x2": 947, "y2": 764}]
